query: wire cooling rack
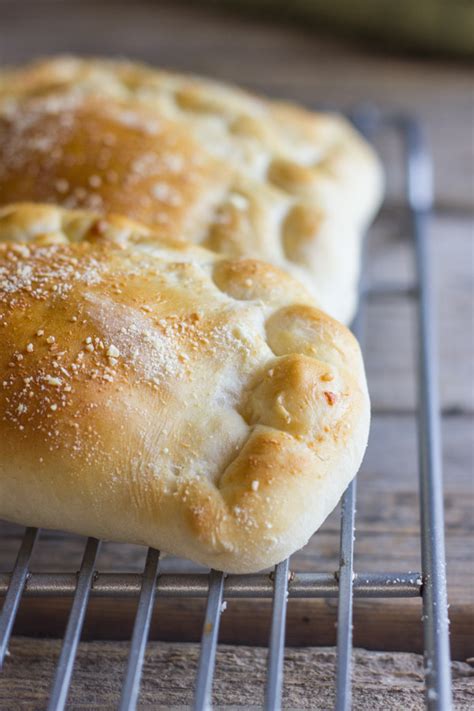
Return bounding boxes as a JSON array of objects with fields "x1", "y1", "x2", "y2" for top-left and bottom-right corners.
[{"x1": 0, "y1": 112, "x2": 452, "y2": 710}]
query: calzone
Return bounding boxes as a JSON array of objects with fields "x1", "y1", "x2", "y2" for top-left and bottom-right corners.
[
  {"x1": 0, "y1": 57, "x2": 383, "y2": 323},
  {"x1": 0, "y1": 203, "x2": 370, "y2": 572}
]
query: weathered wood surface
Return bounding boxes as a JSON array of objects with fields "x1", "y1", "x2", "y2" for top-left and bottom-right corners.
[
  {"x1": 0, "y1": 0, "x2": 472, "y2": 211},
  {"x1": 0, "y1": 0, "x2": 472, "y2": 703},
  {"x1": 0, "y1": 639, "x2": 473, "y2": 710}
]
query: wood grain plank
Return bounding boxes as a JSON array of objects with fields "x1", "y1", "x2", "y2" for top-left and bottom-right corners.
[
  {"x1": 4, "y1": 595, "x2": 472, "y2": 660},
  {"x1": 0, "y1": 638, "x2": 472, "y2": 709}
]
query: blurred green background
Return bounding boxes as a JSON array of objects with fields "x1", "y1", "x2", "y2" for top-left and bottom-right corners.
[{"x1": 206, "y1": 0, "x2": 474, "y2": 57}]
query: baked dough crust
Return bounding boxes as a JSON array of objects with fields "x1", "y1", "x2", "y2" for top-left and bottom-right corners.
[
  {"x1": 0, "y1": 203, "x2": 370, "y2": 572},
  {"x1": 0, "y1": 56, "x2": 383, "y2": 323}
]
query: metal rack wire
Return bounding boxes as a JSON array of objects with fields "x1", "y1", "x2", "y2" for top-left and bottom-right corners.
[{"x1": 0, "y1": 112, "x2": 452, "y2": 710}]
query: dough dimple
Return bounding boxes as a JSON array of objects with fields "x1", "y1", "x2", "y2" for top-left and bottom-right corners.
[
  {"x1": 282, "y1": 203, "x2": 325, "y2": 263},
  {"x1": 212, "y1": 258, "x2": 309, "y2": 306},
  {"x1": 267, "y1": 158, "x2": 318, "y2": 196}
]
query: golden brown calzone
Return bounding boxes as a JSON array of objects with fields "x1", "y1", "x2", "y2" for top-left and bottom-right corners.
[
  {"x1": 0, "y1": 57, "x2": 383, "y2": 323},
  {"x1": 0, "y1": 203, "x2": 370, "y2": 572}
]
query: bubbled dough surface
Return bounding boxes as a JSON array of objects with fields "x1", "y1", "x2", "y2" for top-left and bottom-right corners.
[
  {"x1": 0, "y1": 56, "x2": 383, "y2": 324},
  {"x1": 0, "y1": 203, "x2": 370, "y2": 572}
]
